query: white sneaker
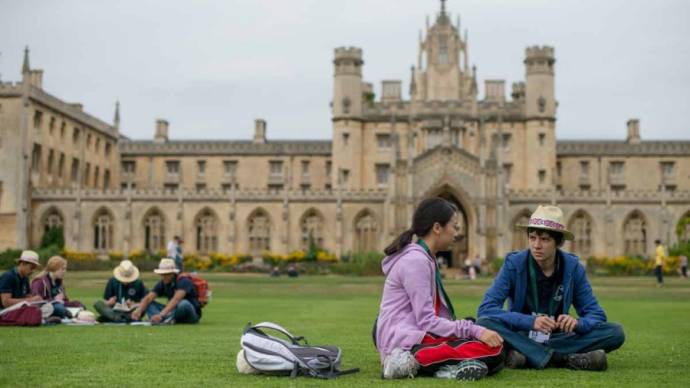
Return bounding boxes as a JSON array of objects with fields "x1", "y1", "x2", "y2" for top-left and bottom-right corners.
[
  {"x1": 435, "y1": 360, "x2": 488, "y2": 381},
  {"x1": 382, "y1": 348, "x2": 419, "y2": 379}
]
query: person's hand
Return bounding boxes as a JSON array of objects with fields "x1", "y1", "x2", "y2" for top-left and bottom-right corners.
[
  {"x1": 106, "y1": 296, "x2": 117, "y2": 306},
  {"x1": 478, "y1": 328, "x2": 503, "y2": 348},
  {"x1": 557, "y1": 314, "x2": 578, "y2": 333},
  {"x1": 131, "y1": 309, "x2": 142, "y2": 321},
  {"x1": 533, "y1": 315, "x2": 557, "y2": 333},
  {"x1": 126, "y1": 299, "x2": 135, "y2": 308},
  {"x1": 54, "y1": 292, "x2": 65, "y2": 302},
  {"x1": 151, "y1": 314, "x2": 162, "y2": 324},
  {"x1": 29, "y1": 295, "x2": 43, "y2": 302}
]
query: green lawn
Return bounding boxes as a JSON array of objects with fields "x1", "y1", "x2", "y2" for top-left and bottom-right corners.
[{"x1": 1, "y1": 273, "x2": 688, "y2": 387}]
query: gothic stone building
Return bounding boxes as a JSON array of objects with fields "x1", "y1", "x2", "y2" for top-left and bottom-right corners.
[{"x1": 1, "y1": 3, "x2": 689, "y2": 265}]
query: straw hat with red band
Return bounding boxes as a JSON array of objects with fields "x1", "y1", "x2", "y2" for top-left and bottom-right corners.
[{"x1": 516, "y1": 205, "x2": 574, "y2": 241}]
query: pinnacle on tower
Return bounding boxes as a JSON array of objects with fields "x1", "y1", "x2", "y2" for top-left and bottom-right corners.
[
  {"x1": 22, "y1": 46, "x2": 30, "y2": 74},
  {"x1": 114, "y1": 100, "x2": 121, "y2": 129}
]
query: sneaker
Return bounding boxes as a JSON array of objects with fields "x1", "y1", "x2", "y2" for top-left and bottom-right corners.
[
  {"x1": 565, "y1": 349, "x2": 608, "y2": 371},
  {"x1": 435, "y1": 360, "x2": 488, "y2": 381},
  {"x1": 505, "y1": 350, "x2": 527, "y2": 369},
  {"x1": 382, "y1": 348, "x2": 419, "y2": 379}
]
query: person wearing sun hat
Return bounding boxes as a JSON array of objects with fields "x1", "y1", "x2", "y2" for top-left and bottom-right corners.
[
  {"x1": 131, "y1": 258, "x2": 201, "y2": 324},
  {"x1": 0, "y1": 251, "x2": 44, "y2": 326},
  {"x1": 477, "y1": 205, "x2": 625, "y2": 371},
  {"x1": 93, "y1": 260, "x2": 153, "y2": 323}
]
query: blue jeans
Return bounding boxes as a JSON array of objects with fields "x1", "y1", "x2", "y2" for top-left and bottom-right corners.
[
  {"x1": 148, "y1": 300, "x2": 199, "y2": 324},
  {"x1": 476, "y1": 317, "x2": 625, "y2": 369},
  {"x1": 52, "y1": 302, "x2": 68, "y2": 318}
]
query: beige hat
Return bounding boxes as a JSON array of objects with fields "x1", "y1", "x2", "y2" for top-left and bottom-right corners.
[
  {"x1": 17, "y1": 250, "x2": 41, "y2": 266},
  {"x1": 75, "y1": 310, "x2": 96, "y2": 323},
  {"x1": 516, "y1": 205, "x2": 574, "y2": 241},
  {"x1": 113, "y1": 260, "x2": 140, "y2": 283},
  {"x1": 154, "y1": 258, "x2": 180, "y2": 274}
]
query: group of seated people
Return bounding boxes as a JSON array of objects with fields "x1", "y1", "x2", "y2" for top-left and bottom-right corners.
[
  {"x1": 375, "y1": 200, "x2": 625, "y2": 381},
  {"x1": 0, "y1": 253, "x2": 201, "y2": 326}
]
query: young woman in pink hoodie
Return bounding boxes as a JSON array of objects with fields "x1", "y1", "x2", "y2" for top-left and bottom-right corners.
[{"x1": 375, "y1": 197, "x2": 504, "y2": 380}]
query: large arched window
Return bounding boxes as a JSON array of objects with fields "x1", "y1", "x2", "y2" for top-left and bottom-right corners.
[
  {"x1": 195, "y1": 209, "x2": 218, "y2": 254},
  {"x1": 511, "y1": 209, "x2": 531, "y2": 251},
  {"x1": 248, "y1": 209, "x2": 271, "y2": 255},
  {"x1": 43, "y1": 208, "x2": 64, "y2": 233},
  {"x1": 301, "y1": 209, "x2": 324, "y2": 251},
  {"x1": 93, "y1": 208, "x2": 114, "y2": 252},
  {"x1": 623, "y1": 210, "x2": 647, "y2": 256},
  {"x1": 354, "y1": 210, "x2": 378, "y2": 252},
  {"x1": 569, "y1": 210, "x2": 593, "y2": 258},
  {"x1": 143, "y1": 208, "x2": 166, "y2": 254}
]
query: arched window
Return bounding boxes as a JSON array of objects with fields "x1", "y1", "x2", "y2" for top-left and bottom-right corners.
[
  {"x1": 511, "y1": 209, "x2": 531, "y2": 251},
  {"x1": 143, "y1": 209, "x2": 166, "y2": 254},
  {"x1": 43, "y1": 208, "x2": 64, "y2": 233},
  {"x1": 93, "y1": 208, "x2": 114, "y2": 252},
  {"x1": 623, "y1": 211, "x2": 647, "y2": 256},
  {"x1": 248, "y1": 209, "x2": 271, "y2": 255},
  {"x1": 569, "y1": 210, "x2": 593, "y2": 258},
  {"x1": 354, "y1": 210, "x2": 378, "y2": 252},
  {"x1": 301, "y1": 209, "x2": 324, "y2": 251},
  {"x1": 195, "y1": 209, "x2": 218, "y2": 254}
]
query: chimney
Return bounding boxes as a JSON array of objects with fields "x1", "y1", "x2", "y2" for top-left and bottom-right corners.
[
  {"x1": 154, "y1": 119, "x2": 169, "y2": 143},
  {"x1": 484, "y1": 80, "x2": 505, "y2": 103},
  {"x1": 381, "y1": 80, "x2": 402, "y2": 103},
  {"x1": 253, "y1": 118, "x2": 266, "y2": 144},
  {"x1": 626, "y1": 118, "x2": 640, "y2": 144},
  {"x1": 29, "y1": 69, "x2": 43, "y2": 89}
]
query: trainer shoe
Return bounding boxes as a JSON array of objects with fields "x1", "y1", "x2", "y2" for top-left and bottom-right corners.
[
  {"x1": 382, "y1": 348, "x2": 419, "y2": 379},
  {"x1": 505, "y1": 350, "x2": 527, "y2": 369},
  {"x1": 435, "y1": 360, "x2": 488, "y2": 381},
  {"x1": 565, "y1": 349, "x2": 608, "y2": 371}
]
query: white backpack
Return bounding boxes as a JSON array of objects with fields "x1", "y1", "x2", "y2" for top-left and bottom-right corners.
[{"x1": 239, "y1": 322, "x2": 359, "y2": 379}]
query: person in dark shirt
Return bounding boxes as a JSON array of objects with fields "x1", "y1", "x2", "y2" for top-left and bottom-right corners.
[
  {"x1": 131, "y1": 258, "x2": 200, "y2": 324},
  {"x1": 93, "y1": 260, "x2": 153, "y2": 322},
  {"x1": 477, "y1": 205, "x2": 625, "y2": 371},
  {"x1": 0, "y1": 251, "x2": 43, "y2": 326}
]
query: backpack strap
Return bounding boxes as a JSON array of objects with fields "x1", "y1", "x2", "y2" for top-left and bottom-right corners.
[{"x1": 247, "y1": 322, "x2": 304, "y2": 345}]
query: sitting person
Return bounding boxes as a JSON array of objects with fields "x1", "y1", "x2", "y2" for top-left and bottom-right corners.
[
  {"x1": 375, "y1": 198, "x2": 504, "y2": 381},
  {"x1": 477, "y1": 205, "x2": 625, "y2": 371},
  {"x1": 131, "y1": 258, "x2": 201, "y2": 324},
  {"x1": 94, "y1": 260, "x2": 152, "y2": 322},
  {"x1": 31, "y1": 255, "x2": 84, "y2": 319},
  {"x1": 0, "y1": 251, "x2": 43, "y2": 326}
]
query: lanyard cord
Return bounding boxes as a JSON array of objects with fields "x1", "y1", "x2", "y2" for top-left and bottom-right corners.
[{"x1": 528, "y1": 253, "x2": 561, "y2": 317}]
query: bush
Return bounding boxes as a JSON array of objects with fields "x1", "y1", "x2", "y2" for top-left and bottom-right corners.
[
  {"x1": 0, "y1": 248, "x2": 22, "y2": 270},
  {"x1": 40, "y1": 227, "x2": 65, "y2": 249},
  {"x1": 331, "y1": 251, "x2": 384, "y2": 276},
  {"x1": 488, "y1": 256, "x2": 505, "y2": 276}
]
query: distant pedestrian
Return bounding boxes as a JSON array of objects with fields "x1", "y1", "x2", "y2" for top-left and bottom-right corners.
[
  {"x1": 654, "y1": 239, "x2": 666, "y2": 287},
  {"x1": 680, "y1": 254, "x2": 688, "y2": 279},
  {"x1": 167, "y1": 236, "x2": 184, "y2": 272}
]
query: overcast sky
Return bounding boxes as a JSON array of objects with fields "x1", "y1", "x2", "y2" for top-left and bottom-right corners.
[{"x1": 1, "y1": 0, "x2": 689, "y2": 141}]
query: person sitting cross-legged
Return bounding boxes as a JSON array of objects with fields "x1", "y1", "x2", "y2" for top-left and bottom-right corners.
[
  {"x1": 93, "y1": 260, "x2": 155, "y2": 323},
  {"x1": 477, "y1": 205, "x2": 625, "y2": 371},
  {"x1": 131, "y1": 258, "x2": 201, "y2": 324},
  {"x1": 0, "y1": 251, "x2": 44, "y2": 326}
]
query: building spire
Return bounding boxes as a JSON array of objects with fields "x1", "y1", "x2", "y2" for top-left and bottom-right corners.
[
  {"x1": 114, "y1": 100, "x2": 121, "y2": 129},
  {"x1": 22, "y1": 46, "x2": 30, "y2": 74},
  {"x1": 441, "y1": 0, "x2": 447, "y2": 15}
]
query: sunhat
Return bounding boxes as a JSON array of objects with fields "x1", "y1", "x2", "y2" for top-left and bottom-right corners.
[
  {"x1": 516, "y1": 205, "x2": 574, "y2": 241},
  {"x1": 17, "y1": 250, "x2": 41, "y2": 266},
  {"x1": 153, "y1": 258, "x2": 180, "y2": 274},
  {"x1": 113, "y1": 260, "x2": 140, "y2": 283}
]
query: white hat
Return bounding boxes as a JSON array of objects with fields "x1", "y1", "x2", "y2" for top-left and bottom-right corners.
[
  {"x1": 17, "y1": 250, "x2": 41, "y2": 266},
  {"x1": 153, "y1": 258, "x2": 180, "y2": 274},
  {"x1": 516, "y1": 205, "x2": 574, "y2": 241},
  {"x1": 113, "y1": 260, "x2": 140, "y2": 283}
]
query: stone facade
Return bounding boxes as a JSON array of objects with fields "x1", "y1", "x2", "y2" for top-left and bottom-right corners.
[{"x1": 1, "y1": 3, "x2": 689, "y2": 264}]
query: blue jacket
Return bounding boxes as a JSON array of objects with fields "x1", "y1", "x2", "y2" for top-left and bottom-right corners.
[{"x1": 478, "y1": 249, "x2": 607, "y2": 334}]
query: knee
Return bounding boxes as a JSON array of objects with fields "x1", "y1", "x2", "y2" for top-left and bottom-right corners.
[
  {"x1": 608, "y1": 322, "x2": 626, "y2": 349},
  {"x1": 176, "y1": 299, "x2": 193, "y2": 310}
]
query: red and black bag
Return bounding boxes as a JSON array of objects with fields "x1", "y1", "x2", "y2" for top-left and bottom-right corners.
[{"x1": 177, "y1": 273, "x2": 210, "y2": 307}]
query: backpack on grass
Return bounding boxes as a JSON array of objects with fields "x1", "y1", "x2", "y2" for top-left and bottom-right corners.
[
  {"x1": 177, "y1": 273, "x2": 210, "y2": 307},
  {"x1": 239, "y1": 322, "x2": 359, "y2": 379}
]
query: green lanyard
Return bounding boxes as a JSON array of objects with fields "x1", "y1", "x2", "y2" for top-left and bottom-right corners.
[
  {"x1": 417, "y1": 239, "x2": 456, "y2": 320},
  {"x1": 528, "y1": 253, "x2": 561, "y2": 317}
]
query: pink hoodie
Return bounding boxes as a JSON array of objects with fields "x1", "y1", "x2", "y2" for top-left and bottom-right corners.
[{"x1": 375, "y1": 242, "x2": 485, "y2": 362}]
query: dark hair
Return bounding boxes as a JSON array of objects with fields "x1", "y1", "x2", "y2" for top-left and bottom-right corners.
[
  {"x1": 527, "y1": 227, "x2": 564, "y2": 246},
  {"x1": 655, "y1": 239, "x2": 661, "y2": 245},
  {"x1": 384, "y1": 197, "x2": 457, "y2": 256}
]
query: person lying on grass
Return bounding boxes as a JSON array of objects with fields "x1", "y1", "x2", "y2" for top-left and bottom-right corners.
[
  {"x1": 477, "y1": 205, "x2": 625, "y2": 371},
  {"x1": 93, "y1": 260, "x2": 156, "y2": 323},
  {"x1": 131, "y1": 258, "x2": 201, "y2": 324},
  {"x1": 374, "y1": 197, "x2": 504, "y2": 381}
]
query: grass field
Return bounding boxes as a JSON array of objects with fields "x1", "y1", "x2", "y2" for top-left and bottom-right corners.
[{"x1": 0, "y1": 272, "x2": 688, "y2": 387}]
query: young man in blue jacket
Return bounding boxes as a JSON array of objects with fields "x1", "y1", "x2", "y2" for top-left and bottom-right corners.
[{"x1": 477, "y1": 205, "x2": 624, "y2": 371}]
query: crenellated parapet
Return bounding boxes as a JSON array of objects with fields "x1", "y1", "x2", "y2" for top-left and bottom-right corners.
[
  {"x1": 119, "y1": 139, "x2": 332, "y2": 156},
  {"x1": 557, "y1": 140, "x2": 690, "y2": 156}
]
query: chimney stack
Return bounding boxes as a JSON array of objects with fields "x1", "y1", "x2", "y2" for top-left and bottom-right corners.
[
  {"x1": 154, "y1": 119, "x2": 169, "y2": 143},
  {"x1": 626, "y1": 118, "x2": 640, "y2": 144},
  {"x1": 253, "y1": 119, "x2": 267, "y2": 144}
]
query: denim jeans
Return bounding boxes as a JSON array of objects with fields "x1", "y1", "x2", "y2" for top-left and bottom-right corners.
[
  {"x1": 476, "y1": 317, "x2": 625, "y2": 369},
  {"x1": 148, "y1": 299, "x2": 199, "y2": 324},
  {"x1": 51, "y1": 302, "x2": 68, "y2": 318}
]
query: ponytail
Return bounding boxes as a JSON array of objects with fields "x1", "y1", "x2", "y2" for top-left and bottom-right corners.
[{"x1": 384, "y1": 229, "x2": 415, "y2": 256}]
